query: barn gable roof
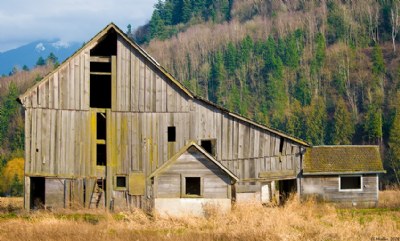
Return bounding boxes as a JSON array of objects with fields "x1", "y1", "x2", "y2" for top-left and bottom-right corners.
[
  {"x1": 149, "y1": 141, "x2": 239, "y2": 182},
  {"x1": 303, "y1": 145, "x2": 385, "y2": 175},
  {"x1": 18, "y1": 23, "x2": 309, "y2": 147}
]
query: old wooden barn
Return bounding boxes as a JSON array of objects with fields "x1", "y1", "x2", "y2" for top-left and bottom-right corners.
[
  {"x1": 19, "y1": 23, "x2": 313, "y2": 213},
  {"x1": 300, "y1": 146, "x2": 385, "y2": 208}
]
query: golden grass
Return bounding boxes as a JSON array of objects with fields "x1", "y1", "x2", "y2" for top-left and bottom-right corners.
[{"x1": 0, "y1": 192, "x2": 399, "y2": 241}]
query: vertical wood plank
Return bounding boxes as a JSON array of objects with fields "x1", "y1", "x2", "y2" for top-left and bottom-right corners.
[
  {"x1": 54, "y1": 72, "x2": 59, "y2": 109},
  {"x1": 139, "y1": 58, "x2": 145, "y2": 112},
  {"x1": 111, "y1": 55, "x2": 117, "y2": 111},
  {"x1": 25, "y1": 109, "x2": 31, "y2": 174},
  {"x1": 131, "y1": 49, "x2": 139, "y2": 111},
  {"x1": 83, "y1": 50, "x2": 90, "y2": 110}
]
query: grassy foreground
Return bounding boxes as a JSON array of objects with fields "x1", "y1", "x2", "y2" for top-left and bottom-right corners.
[{"x1": 0, "y1": 191, "x2": 399, "y2": 241}]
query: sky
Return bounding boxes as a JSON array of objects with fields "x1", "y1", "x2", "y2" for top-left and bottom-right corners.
[{"x1": 0, "y1": 0, "x2": 158, "y2": 52}]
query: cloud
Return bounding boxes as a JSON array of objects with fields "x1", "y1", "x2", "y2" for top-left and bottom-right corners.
[
  {"x1": 51, "y1": 40, "x2": 70, "y2": 49},
  {"x1": 35, "y1": 43, "x2": 45, "y2": 52},
  {"x1": 0, "y1": 0, "x2": 157, "y2": 52}
]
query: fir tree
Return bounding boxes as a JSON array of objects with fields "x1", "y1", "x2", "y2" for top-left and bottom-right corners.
[
  {"x1": 331, "y1": 98, "x2": 354, "y2": 144},
  {"x1": 389, "y1": 105, "x2": 400, "y2": 185}
]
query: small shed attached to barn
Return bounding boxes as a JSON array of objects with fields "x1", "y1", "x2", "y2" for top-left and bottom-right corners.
[
  {"x1": 299, "y1": 146, "x2": 385, "y2": 207},
  {"x1": 149, "y1": 142, "x2": 238, "y2": 217}
]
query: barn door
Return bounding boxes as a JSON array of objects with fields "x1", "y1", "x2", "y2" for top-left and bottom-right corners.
[{"x1": 30, "y1": 177, "x2": 45, "y2": 209}]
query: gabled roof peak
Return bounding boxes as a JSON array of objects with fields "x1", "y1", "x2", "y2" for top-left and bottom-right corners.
[{"x1": 149, "y1": 141, "x2": 239, "y2": 182}]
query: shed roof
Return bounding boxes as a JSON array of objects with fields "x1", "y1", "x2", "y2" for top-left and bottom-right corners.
[
  {"x1": 303, "y1": 145, "x2": 385, "y2": 175},
  {"x1": 18, "y1": 23, "x2": 309, "y2": 147},
  {"x1": 149, "y1": 141, "x2": 239, "y2": 182}
]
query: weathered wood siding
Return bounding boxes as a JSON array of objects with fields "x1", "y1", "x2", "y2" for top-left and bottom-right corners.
[
  {"x1": 154, "y1": 147, "x2": 231, "y2": 199},
  {"x1": 22, "y1": 26, "x2": 306, "y2": 209},
  {"x1": 300, "y1": 174, "x2": 379, "y2": 207},
  {"x1": 191, "y1": 100, "x2": 301, "y2": 180}
]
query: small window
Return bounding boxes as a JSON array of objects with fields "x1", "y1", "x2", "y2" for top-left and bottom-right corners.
[
  {"x1": 97, "y1": 144, "x2": 106, "y2": 166},
  {"x1": 168, "y1": 126, "x2": 176, "y2": 142},
  {"x1": 201, "y1": 139, "x2": 216, "y2": 156},
  {"x1": 340, "y1": 176, "x2": 362, "y2": 191},
  {"x1": 97, "y1": 113, "x2": 106, "y2": 140},
  {"x1": 279, "y1": 137, "x2": 284, "y2": 153},
  {"x1": 116, "y1": 176, "x2": 127, "y2": 189},
  {"x1": 185, "y1": 177, "x2": 201, "y2": 196}
]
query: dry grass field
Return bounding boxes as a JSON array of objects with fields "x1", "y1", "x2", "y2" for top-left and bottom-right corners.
[{"x1": 0, "y1": 191, "x2": 399, "y2": 241}]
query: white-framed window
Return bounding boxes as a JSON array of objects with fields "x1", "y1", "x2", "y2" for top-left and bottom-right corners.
[
  {"x1": 181, "y1": 175, "x2": 203, "y2": 197},
  {"x1": 339, "y1": 175, "x2": 363, "y2": 191}
]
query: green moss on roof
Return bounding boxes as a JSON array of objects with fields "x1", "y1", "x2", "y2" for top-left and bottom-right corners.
[{"x1": 304, "y1": 146, "x2": 384, "y2": 174}]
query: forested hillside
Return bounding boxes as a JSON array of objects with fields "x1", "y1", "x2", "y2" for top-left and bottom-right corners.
[{"x1": 132, "y1": 0, "x2": 400, "y2": 185}]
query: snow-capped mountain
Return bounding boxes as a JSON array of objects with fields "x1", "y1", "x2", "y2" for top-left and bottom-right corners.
[{"x1": 0, "y1": 40, "x2": 81, "y2": 75}]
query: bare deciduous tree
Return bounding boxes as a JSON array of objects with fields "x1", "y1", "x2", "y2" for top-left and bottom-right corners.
[{"x1": 391, "y1": 3, "x2": 399, "y2": 54}]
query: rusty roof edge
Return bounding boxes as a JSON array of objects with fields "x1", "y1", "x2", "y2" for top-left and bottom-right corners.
[
  {"x1": 303, "y1": 170, "x2": 386, "y2": 175},
  {"x1": 311, "y1": 145, "x2": 380, "y2": 148}
]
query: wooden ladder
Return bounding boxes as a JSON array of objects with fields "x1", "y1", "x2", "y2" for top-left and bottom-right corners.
[{"x1": 89, "y1": 179, "x2": 104, "y2": 208}]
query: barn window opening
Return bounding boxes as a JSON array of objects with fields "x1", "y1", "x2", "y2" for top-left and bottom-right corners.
[
  {"x1": 201, "y1": 139, "x2": 216, "y2": 156},
  {"x1": 90, "y1": 62, "x2": 111, "y2": 73},
  {"x1": 97, "y1": 144, "x2": 107, "y2": 166},
  {"x1": 168, "y1": 126, "x2": 176, "y2": 142},
  {"x1": 116, "y1": 176, "x2": 127, "y2": 189},
  {"x1": 90, "y1": 74, "x2": 111, "y2": 108},
  {"x1": 97, "y1": 113, "x2": 106, "y2": 140},
  {"x1": 279, "y1": 137, "x2": 285, "y2": 153},
  {"x1": 340, "y1": 176, "x2": 362, "y2": 191},
  {"x1": 185, "y1": 177, "x2": 201, "y2": 196},
  {"x1": 90, "y1": 29, "x2": 117, "y2": 56}
]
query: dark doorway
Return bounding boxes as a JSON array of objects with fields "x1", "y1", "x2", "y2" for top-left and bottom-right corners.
[
  {"x1": 278, "y1": 179, "x2": 297, "y2": 204},
  {"x1": 30, "y1": 177, "x2": 45, "y2": 209}
]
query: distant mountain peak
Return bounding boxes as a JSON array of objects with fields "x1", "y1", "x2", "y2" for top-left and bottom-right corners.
[{"x1": 0, "y1": 40, "x2": 81, "y2": 75}]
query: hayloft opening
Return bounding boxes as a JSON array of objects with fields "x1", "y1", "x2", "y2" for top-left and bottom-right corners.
[
  {"x1": 97, "y1": 113, "x2": 106, "y2": 140},
  {"x1": 168, "y1": 126, "x2": 176, "y2": 142},
  {"x1": 201, "y1": 139, "x2": 216, "y2": 156},
  {"x1": 90, "y1": 29, "x2": 117, "y2": 56},
  {"x1": 30, "y1": 177, "x2": 45, "y2": 209},
  {"x1": 185, "y1": 177, "x2": 201, "y2": 196},
  {"x1": 97, "y1": 144, "x2": 107, "y2": 166},
  {"x1": 90, "y1": 74, "x2": 111, "y2": 108}
]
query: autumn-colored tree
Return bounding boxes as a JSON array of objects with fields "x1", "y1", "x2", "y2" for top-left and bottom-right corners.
[{"x1": 0, "y1": 157, "x2": 24, "y2": 196}]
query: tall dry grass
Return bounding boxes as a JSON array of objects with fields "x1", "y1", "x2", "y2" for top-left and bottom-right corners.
[{"x1": 0, "y1": 191, "x2": 399, "y2": 241}]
